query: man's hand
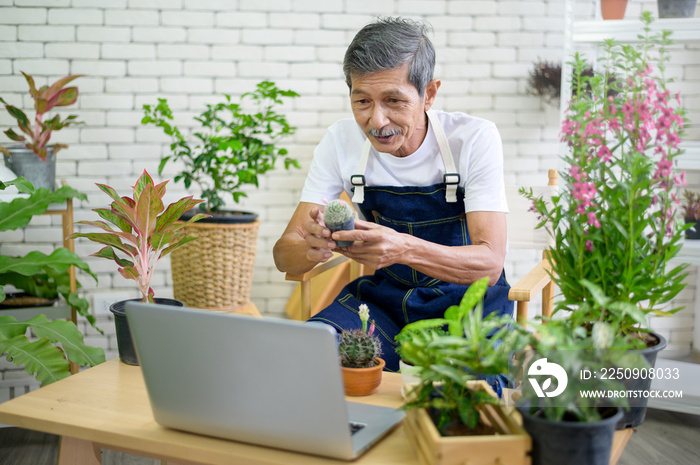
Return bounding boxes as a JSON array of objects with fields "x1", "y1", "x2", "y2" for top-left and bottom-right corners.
[
  {"x1": 330, "y1": 218, "x2": 410, "y2": 270},
  {"x1": 303, "y1": 205, "x2": 337, "y2": 263}
]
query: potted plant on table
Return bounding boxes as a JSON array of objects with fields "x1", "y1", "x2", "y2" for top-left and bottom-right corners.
[
  {"x1": 396, "y1": 277, "x2": 532, "y2": 465},
  {"x1": 0, "y1": 177, "x2": 104, "y2": 385},
  {"x1": 70, "y1": 170, "x2": 209, "y2": 365},
  {"x1": 513, "y1": 319, "x2": 646, "y2": 465},
  {"x1": 521, "y1": 12, "x2": 688, "y2": 428},
  {"x1": 338, "y1": 304, "x2": 384, "y2": 396},
  {"x1": 1, "y1": 72, "x2": 83, "y2": 190},
  {"x1": 141, "y1": 81, "x2": 300, "y2": 312}
]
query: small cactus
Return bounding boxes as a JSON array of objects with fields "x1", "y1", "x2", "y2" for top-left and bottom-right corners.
[
  {"x1": 323, "y1": 199, "x2": 355, "y2": 247},
  {"x1": 339, "y1": 303, "x2": 382, "y2": 368},
  {"x1": 339, "y1": 329, "x2": 382, "y2": 368},
  {"x1": 324, "y1": 199, "x2": 354, "y2": 224}
]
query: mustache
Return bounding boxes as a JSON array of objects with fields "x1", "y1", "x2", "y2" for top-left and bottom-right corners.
[{"x1": 368, "y1": 128, "x2": 402, "y2": 138}]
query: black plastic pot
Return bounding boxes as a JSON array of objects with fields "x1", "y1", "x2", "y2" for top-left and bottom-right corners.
[
  {"x1": 180, "y1": 207, "x2": 258, "y2": 224},
  {"x1": 617, "y1": 331, "x2": 666, "y2": 429},
  {"x1": 109, "y1": 298, "x2": 184, "y2": 365},
  {"x1": 520, "y1": 407, "x2": 622, "y2": 465},
  {"x1": 326, "y1": 217, "x2": 355, "y2": 248}
]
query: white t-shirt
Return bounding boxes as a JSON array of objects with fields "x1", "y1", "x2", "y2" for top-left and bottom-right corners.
[{"x1": 300, "y1": 110, "x2": 508, "y2": 215}]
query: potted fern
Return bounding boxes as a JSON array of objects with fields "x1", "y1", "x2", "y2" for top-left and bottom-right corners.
[
  {"x1": 1, "y1": 72, "x2": 83, "y2": 190},
  {"x1": 141, "y1": 81, "x2": 300, "y2": 311},
  {"x1": 0, "y1": 177, "x2": 104, "y2": 385},
  {"x1": 70, "y1": 170, "x2": 209, "y2": 365},
  {"x1": 339, "y1": 304, "x2": 384, "y2": 396}
]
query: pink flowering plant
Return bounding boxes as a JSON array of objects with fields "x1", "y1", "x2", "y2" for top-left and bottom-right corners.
[{"x1": 522, "y1": 13, "x2": 688, "y2": 344}]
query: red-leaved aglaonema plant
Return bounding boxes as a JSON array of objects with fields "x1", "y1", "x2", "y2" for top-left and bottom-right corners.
[
  {"x1": 0, "y1": 72, "x2": 83, "y2": 161},
  {"x1": 71, "y1": 170, "x2": 210, "y2": 302}
]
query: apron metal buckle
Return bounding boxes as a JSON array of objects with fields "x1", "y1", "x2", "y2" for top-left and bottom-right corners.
[
  {"x1": 351, "y1": 174, "x2": 366, "y2": 186},
  {"x1": 443, "y1": 173, "x2": 460, "y2": 185}
]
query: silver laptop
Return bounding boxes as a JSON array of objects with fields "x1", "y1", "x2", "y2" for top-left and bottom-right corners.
[{"x1": 125, "y1": 302, "x2": 404, "y2": 460}]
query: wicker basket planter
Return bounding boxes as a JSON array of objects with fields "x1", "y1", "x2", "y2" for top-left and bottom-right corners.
[
  {"x1": 170, "y1": 219, "x2": 260, "y2": 311},
  {"x1": 404, "y1": 382, "x2": 531, "y2": 465}
]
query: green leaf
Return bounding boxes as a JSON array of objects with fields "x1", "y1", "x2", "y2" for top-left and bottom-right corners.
[
  {"x1": 0, "y1": 248, "x2": 97, "y2": 283},
  {"x1": 30, "y1": 316, "x2": 105, "y2": 367},
  {"x1": 0, "y1": 184, "x2": 87, "y2": 232},
  {"x1": 0, "y1": 314, "x2": 104, "y2": 386},
  {"x1": 92, "y1": 246, "x2": 133, "y2": 268},
  {"x1": 4, "y1": 128, "x2": 26, "y2": 142}
]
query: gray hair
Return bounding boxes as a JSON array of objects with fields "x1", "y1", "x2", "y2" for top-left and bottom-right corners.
[{"x1": 343, "y1": 17, "x2": 435, "y2": 97}]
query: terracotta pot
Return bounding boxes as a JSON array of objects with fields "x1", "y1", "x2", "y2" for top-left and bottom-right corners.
[
  {"x1": 341, "y1": 358, "x2": 385, "y2": 396},
  {"x1": 601, "y1": 0, "x2": 628, "y2": 19}
]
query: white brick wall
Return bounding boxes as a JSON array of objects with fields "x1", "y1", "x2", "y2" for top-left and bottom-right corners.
[{"x1": 0, "y1": 0, "x2": 699, "y2": 382}]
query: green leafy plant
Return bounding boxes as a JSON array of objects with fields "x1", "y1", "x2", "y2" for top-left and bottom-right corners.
[
  {"x1": 141, "y1": 81, "x2": 301, "y2": 213},
  {"x1": 522, "y1": 13, "x2": 688, "y2": 342},
  {"x1": 70, "y1": 170, "x2": 209, "y2": 303},
  {"x1": 397, "y1": 277, "x2": 530, "y2": 433},
  {"x1": 0, "y1": 177, "x2": 97, "y2": 327},
  {"x1": 513, "y1": 319, "x2": 646, "y2": 423},
  {"x1": 338, "y1": 304, "x2": 382, "y2": 368},
  {"x1": 0, "y1": 177, "x2": 105, "y2": 386},
  {"x1": 0, "y1": 72, "x2": 83, "y2": 161}
]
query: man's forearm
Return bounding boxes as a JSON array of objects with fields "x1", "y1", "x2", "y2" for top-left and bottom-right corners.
[
  {"x1": 402, "y1": 236, "x2": 504, "y2": 286},
  {"x1": 273, "y1": 233, "x2": 321, "y2": 275}
]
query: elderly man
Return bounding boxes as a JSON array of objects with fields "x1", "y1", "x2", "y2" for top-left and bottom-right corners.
[{"x1": 273, "y1": 17, "x2": 512, "y2": 372}]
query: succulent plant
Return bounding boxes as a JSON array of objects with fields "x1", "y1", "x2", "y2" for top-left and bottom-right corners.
[
  {"x1": 324, "y1": 199, "x2": 354, "y2": 224},
  {"x1": 338, "y1": 304, "x2": 382, "y2": 368},
  {"x1": 1, "y1": 72, "x2": 83, "y2": 161},
  {"x1": 324, "y1": 199, "x2": 355, "y2": 247}
]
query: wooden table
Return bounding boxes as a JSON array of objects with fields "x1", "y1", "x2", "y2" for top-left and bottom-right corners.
[{"x1": 0, "y1": 358, "x2": 633, "y2": 465}]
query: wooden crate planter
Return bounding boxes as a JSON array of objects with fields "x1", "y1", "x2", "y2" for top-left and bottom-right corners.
[{"x1": 403, "y1": 383, "x2": 531, "y2": 465}]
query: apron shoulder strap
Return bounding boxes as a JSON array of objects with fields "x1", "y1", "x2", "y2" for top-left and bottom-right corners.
[
  {"x1": 427, "y1": 110, "x2": 460, "y2": 203},
  {"x1": 351, "y1": 139, "x2": 372, "y2": 204},
  {"x1": 351, "y1": 111, "x2": 460, "y2": 204}
]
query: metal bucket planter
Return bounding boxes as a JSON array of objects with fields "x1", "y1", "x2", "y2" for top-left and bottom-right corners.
[{"x1": 1, "y1": 144, "x2": 66, "y2": 191}]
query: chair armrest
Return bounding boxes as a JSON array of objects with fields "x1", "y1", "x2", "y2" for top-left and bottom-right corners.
[
  {"x1": 508, "y1": 259, "x2": 552, "y2": 302},
  {"x1": 285, "y1": 253, "x2": 349, "y2": 283}
]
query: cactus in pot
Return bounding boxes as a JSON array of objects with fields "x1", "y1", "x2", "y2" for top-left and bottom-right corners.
[
  {"x1": 323, "y1": 199, "x2": 355, "y2": 248},
  {"x1": 339, "y1": 304, "x2": 382, "y2": 369}
]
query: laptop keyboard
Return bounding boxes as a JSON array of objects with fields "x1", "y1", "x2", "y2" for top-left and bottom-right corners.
[{"x1": 349, "y1": 422, "x2": 366, "y2": 434}]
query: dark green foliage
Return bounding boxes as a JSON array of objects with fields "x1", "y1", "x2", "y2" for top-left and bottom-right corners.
[{"x1": 142, "y1": 81, "x2": 300, "y2": 213}]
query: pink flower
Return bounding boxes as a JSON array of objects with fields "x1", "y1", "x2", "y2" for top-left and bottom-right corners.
[
  {"x1": 587, "y1": 211, "x2": 601, "y2": 228},
  {"x1": 597, "y1": 145, "x2": 612, "y2": 162},
  {"x1": 585, "y1": 240, "x2": 594, "y2": 252}
]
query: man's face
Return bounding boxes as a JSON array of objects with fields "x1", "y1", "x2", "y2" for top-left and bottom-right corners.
[{"x1": 349, "y1": 65, "x2": 439, "y2": 158}]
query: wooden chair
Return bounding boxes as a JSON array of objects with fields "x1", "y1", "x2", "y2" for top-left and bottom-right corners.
[{"x1": 284, "y1": 170, "x2": 558, "y2": 325}]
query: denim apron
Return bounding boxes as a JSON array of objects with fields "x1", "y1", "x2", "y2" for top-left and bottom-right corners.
[{"x1": 309, "y1": 111, "x2": 513, "y2": 373}]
